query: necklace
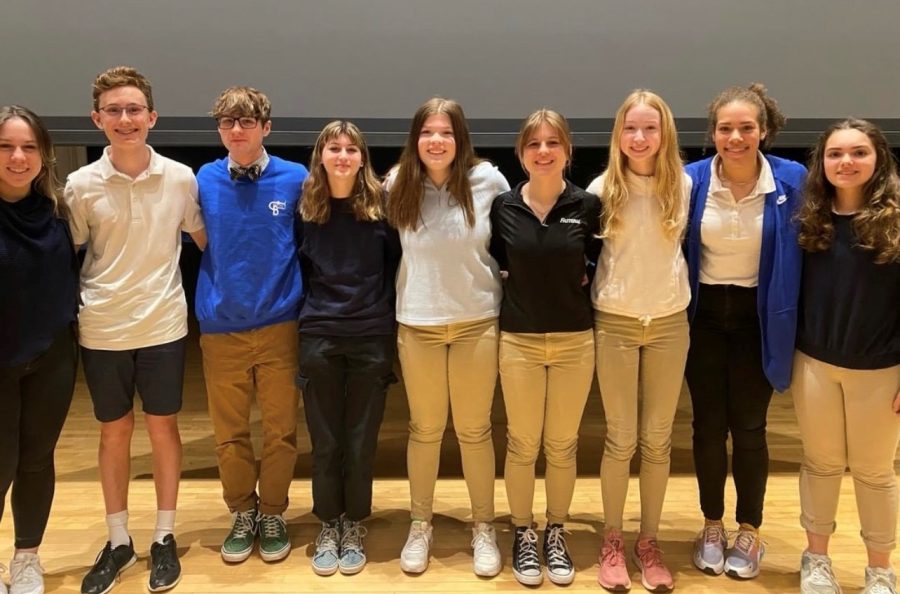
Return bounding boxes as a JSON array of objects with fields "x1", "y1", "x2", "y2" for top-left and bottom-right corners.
[{"x1": 718, "y1": 162, "x2": 758, "y2": 188}]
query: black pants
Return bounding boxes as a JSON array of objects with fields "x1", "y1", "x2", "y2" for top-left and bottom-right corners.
[
  {"x1": 298, "y1": 334, "x2": 396, "y2": 522},
  {"x1": 0, "y1": 325, "x2": 77, "y2": 548},
  {"x1": 685, "y1": 284, "x2": 773, "y2": 528}
]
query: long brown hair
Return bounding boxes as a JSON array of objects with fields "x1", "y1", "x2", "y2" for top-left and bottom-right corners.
[
  {"x1": 601, "y1": 90, "x2": 685, "y2": 240},
  {"x1": 387, "y1": 97, "x2": 481, "y2": 230},
  {"x1": 0, "y1": 105, "x2": 65, "y2": 216},
  {"x1": 300, "y1": 120, "x2": 385, "y2": 223},
  {"x1": 797, "y1": 118, "x2": 900, "y2": 263}
]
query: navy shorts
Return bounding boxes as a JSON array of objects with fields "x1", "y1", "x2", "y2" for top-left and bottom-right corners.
[{"x1": 81, "y1": 337, "x2": 186, "y2": 422}]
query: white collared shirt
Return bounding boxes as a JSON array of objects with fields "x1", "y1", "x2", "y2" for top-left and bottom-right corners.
[
  {"x1": 227, "y1": 148, "x2": 270, "y2": 174},
  {"x1": 64, "y1": 146, "x2": 205, "y2": 349},
  {"x1": 699, "y1": 153, "x2": 775, "y2": 287}
]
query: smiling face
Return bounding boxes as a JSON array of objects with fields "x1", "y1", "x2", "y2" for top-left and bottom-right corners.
[
  {"x1": 619, "y1": 103, "x2": 662, "y2": 175},
  {"x1": 520, "y1": 122, "x2": 568, "y2": 180},
  {"x1": 0, "y1": 117, "x2": 43, "y2": 201},
  {"x1": 713, "y1": 100, "x2": 766, "y2": 166},
  {"x1": 416, "y1": 113, "x2": 457, "y2": 183},
  {"x1": 321, "y1": 133, "x2": 363, "y2": 184},
  {"x1": 823, "y1": 127, "x2": 877, "y2": 195},
  {"x1": 91, "y1": 85, "x2": 158, "y2": 151}
]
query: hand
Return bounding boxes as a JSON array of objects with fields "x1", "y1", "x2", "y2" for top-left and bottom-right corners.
[{"x1": 893, "y1": 390, "x2": 900, "y2": 415}]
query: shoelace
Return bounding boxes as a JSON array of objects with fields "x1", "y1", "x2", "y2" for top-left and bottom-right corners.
[
  {"x1": 12, "y1": 556, "x2": 44, "y2": 585},
  {"x1": 516, "y1": 529, "x2": 541, "y2": 569},
  {"x1": 545, "y1": 525, "x2": 571, "y2": 568},
  {"x1": 867, "y1": 573, "x2": 896, "y2": 594},
  {"x1": 153, "y1": 541, "x2": 177, "y2": 571},
  {"x1": 341, "y1": 522, "x2": 368, "y2": 553},
  {"x1": 635, "y1": 539, "x2": 665, "y2": 568},
  {"x1": 231, "y1": 510, "x2": 256, "y2": 539},
  {"x1": 701, "y1": 523, "x2": 725, "y2": 546},
  {"x1": 731, "y1": 528, "x2": 759, "y2": 556},
  {"x1": 405, "y1": 523, "x2": 430, "y2": 553},
  {"x1": 471, "y1": 525, "x2": 496, "y2": 555},
  {"x1": 259, "y1": 515, "x2": 285, "y2": 539},
  {"x1": 806, "y1": 556, "x2": 838, "y2": 586},
  {"x1": 600, "y1": 533, "x2": 626, "y2": 566},
  {"x1": 316, "y1": 523, "x2": 340, "y2": 553}
]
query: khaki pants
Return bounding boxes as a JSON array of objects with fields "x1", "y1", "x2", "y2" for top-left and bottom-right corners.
[
  {"x1": 200, "y1": 321, "x2": 299, "y2": 515},
  {"x1": 500, "y1": 330, "x2": 594, "y2": 527},
  {"x1": 595, "y1": 310, "x2": 689, "y2": 535},
  {"x1": 398, "y1": 318, "x2": 498, "y2": 522},
  {"x1": 792, "y1": 351, "x2": 900, "y2": 552}
]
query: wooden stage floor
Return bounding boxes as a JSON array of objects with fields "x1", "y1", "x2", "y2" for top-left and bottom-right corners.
[{"x1": 2, "y1": 332, "x2": 896, "y2": 593}]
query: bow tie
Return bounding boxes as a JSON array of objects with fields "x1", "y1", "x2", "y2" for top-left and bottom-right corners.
[{"x1": 229, "y1": 164, "x2": 261, "y2": 181}]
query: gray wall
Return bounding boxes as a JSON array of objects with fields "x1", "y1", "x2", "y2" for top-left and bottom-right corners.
[{"x1": 2, "y1": 0, "x2": 898, "y2": 145}]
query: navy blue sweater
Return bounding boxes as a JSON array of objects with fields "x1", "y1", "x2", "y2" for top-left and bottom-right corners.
[
  {"x1": 296, "y1": 198, "x2": 401, "y2": 336},
  {"x1": 0, "y1": 193, "x2": 78, "y2": 366}
]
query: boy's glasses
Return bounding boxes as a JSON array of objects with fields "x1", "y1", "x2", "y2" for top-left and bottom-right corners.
[
  {"x1": 217, "y1": 117, "x2": 260, "y2": 130},
  {"x1": 97, "y1": 104, "x2": 150, "y2": 118}
]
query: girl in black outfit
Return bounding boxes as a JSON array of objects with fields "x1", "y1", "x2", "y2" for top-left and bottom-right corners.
[{"x1": 0, "y1": 105, "x2": 79, "y2": 594}]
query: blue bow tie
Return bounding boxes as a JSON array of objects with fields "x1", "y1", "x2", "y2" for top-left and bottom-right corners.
[{"x1": 229, "y1": 164, "x2": 261, "y2": 181}]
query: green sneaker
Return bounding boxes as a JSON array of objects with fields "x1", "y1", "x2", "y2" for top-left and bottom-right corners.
[
  {"x1": 258, "y1": 513, "x2": 291, "y2": 562},
  {"x1": 221, "y1": 509, "x2": 257, "y2": 563}
]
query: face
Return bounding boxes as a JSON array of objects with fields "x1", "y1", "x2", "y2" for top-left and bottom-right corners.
[
  {"x1": 320, "y1": 134, "x2": 363, "y2": 183},
  {"x1": 619, "y1": 103, "x2": 662, "y2": 174},
  {"x1": 823, "y1": 128, "x2": 877, "y2": 192},
  {"x1": 521, "y1": 122, "x2": 568, "y2": 179},
  {"x1": 0, "y1": 117, "x2": 43, "y2": 201},
  {"x1": 217, "y1": 113, "x2": 271, "y2": 165},
  {"x1": 713, "y1": 101, "x2": 766, "y2": 164},
  {"x1": 91, "y1": 86, "x2": 158, "y2": 149},
  {"x1": 416, "y1": 114, "x2": 456, "y2": 179}
]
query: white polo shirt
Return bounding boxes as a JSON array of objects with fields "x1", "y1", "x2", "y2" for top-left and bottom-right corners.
[{"x1": 64, "y1": 146, "x2": 204, "y2": 350}]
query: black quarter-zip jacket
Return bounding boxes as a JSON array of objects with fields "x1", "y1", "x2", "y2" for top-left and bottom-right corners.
[{"x1": 489, "y1": 181, "x2": 602, "y2": 333}]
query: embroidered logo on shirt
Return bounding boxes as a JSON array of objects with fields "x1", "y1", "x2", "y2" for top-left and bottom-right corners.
[
  {"x1": 269, "y1": 200, "x2": 287, "y2": 216},
  {"x1": 559, "y1": 217, "x2": 582, "y2": 224},
  {"x1": 776, "y1": 195, "x2": 787, "y2": 205}
]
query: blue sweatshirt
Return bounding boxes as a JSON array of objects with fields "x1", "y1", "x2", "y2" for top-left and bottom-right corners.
[
  {"x1": 195, "y1": 155, "x2": 308, "y2": 333},
  {"x1": 684, "y1": 154, "x2": 806, "y2": 391}
]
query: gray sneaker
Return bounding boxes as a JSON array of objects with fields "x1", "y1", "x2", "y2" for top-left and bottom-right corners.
[
  {"x1": 221, "y1": 508, "x2": 258, "y2": 563},
  {"x1": 800, "y1": 551, "x2": 841, "y2": 594},
  {"x1": 312, "y1": 520, "x2": 341, "y2": 576},
  {"x1": 339, "y1": 517, "x2": 368, "y2": 575},
  {"x1": 862, "y1": 566, "x2": 897, "y2": 594},
  {"x1": 258, "y1": 513, "x2": 291, "y2": 562}
]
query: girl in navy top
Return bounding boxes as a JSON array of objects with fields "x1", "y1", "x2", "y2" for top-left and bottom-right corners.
[
  {"x1": 297, "y1": 120, "x2": 400, "y2": 577},
  {"x1": 0, "y1": 105, "x2": 79, "y2": 594},
  {"x1": 792, "y1": 119, "x2": 900, "y2": 594}
]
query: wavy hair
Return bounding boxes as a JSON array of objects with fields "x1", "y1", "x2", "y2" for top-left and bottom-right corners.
[
  {"x1": 708, "y1": 82, "x2": 786, "y2": 151},
  {"x1": 387, "y1": 97, "x2": 481, "y2": 230},
  {"x1": 797, "y1": 118, "x2": 900, "y2": 263},
  {"x1": 92, "y1": 66, "x2": 154, "y2": 111},
  {"x1": 0, "y1": 105, "x2": 64, "y2": 216},
  {"x1": 601, "y1": 90, "x2": 685, "y2": 240},
  {"x1": 300, "y1": 120, "x2": 385, "y2": 223}
]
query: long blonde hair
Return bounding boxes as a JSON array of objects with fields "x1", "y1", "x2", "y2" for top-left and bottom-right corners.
[
  {"x1": 300, "y1": 120, "x2": 385, "y2": 223},
  {"x1": 387, "y1": 98, "x2": 481, "y2": 230},
  {"x1": 600, "y1": 90, "x2": 684, "y2": 240}
]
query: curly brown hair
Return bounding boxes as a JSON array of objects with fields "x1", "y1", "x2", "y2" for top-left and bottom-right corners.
[
  {"x1": 707, "y1": 82, "x2": 785, "y2": 151},
  {"x1": 797, "y1": 118, "x2": 900, "y2": 264}
]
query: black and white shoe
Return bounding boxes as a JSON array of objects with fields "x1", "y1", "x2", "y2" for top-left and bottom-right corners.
[
  {"x1": 148, "y1": 535, "x2": 181, "y2": 592},
  {"x1": 512, "y1": 526, "x2": 543, "y2": 586},
  {"x1": 543, "y1": 523, "x2": 575, "y2": 585},
  {"x1": 81, "y1": 539, "x2": 137, "y2": 594}
]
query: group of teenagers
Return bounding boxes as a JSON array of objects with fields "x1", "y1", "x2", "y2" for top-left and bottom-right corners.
[{"x1": 0, "y1": 64, "x2": 898, "y2": 594}]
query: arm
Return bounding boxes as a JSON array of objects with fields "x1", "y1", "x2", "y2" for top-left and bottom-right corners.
[
  {"x1": 488, "y1": 195, "x2": 508, "y2": 272},
  {"x1": 189, "y1": 228, "x2": 208, "y2": 251}
]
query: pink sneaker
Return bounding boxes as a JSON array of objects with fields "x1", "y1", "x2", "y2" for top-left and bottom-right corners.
[
  {"x1": 633, "y1": 537, "x2": 674, "y2": 592},
  {"x1": 598, "y1": 529, "x2": 631, "y2": 592}
]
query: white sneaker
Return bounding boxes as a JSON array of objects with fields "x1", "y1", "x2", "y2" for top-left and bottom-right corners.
[
  {"x1": 863, "y1": 566, "x2": 897, "y2": 594},
  {"x1": 0, "y1": 563, "x2": 8, "y2": 594},
  {"x1": 471, "y1": 522, "x2": 501, "y2": 577},
  {"x1": 9, "y1": 553, "x2": 43, "y2": 594},
  {"x1": 400, "y1": 520, "x2": 432, "y2": 574},
  {"x1": 800, "y1": 551, "x2": 841, "y2": 594}
]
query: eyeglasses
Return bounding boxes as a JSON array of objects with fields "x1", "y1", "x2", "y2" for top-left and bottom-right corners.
[
  {"x1": 97, "y1": 104, "x2": 150, "y2": 118},
  {"x1": 216, "y1": 117, "x2": 260, "y2": 130}
]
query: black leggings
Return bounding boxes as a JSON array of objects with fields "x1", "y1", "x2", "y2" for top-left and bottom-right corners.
[
  {"x1": 0, "y1": 326, "x2": 77, "y2": 548},
  {"x1": 685, "y1": 284, "x2": 773, "y2": 529}
]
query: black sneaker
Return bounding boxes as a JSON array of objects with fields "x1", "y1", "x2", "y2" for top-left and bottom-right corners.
[
  {"x1": 148, "y1": 534, "x2": 181, "y2": 592},
  {"x1": 81, "y1": 539, "x2": 137, "y2": 594},
  {"x1": 511, "y1": 526, "x2": 543, "y2": 586},
  {"x1": 543, "y1": 523, "x2": 575, "y2": 585}
]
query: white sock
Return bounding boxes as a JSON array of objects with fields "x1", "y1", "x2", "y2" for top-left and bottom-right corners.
[
  {"x1": 106, "y1": 510, "x2": 130, "y2": 548},
  {"x1": 153, "y1": 509, "x2": 176, "y2": 544}
]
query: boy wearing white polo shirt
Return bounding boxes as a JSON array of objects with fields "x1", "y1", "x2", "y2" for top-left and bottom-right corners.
[{"x1": 65, "y1": 66, "x2": 206, "y2": 594}]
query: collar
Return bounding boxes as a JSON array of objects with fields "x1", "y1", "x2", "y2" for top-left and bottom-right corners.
[
  {"x1": 97, "y1": 145, "x2": 164, "y2": 181},
  {"x1": 228, "y1": 148, "x2": 270, "y2": 175},
  {"x1": 709, "y1": 152, "x2": 776, "y2": 198}
]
